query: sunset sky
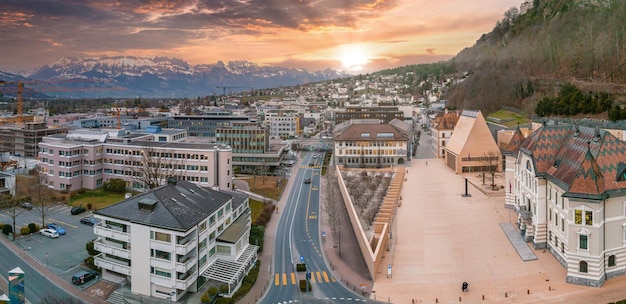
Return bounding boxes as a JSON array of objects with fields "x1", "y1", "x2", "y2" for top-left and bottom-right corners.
[{"x1": 0, "y1": 0, "x2": 522, "y2": 75}]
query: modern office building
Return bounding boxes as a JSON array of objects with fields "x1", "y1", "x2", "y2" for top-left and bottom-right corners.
[
  {"x1": 38, "y1": 129, "x2": 233, "y2": 192},
  {"x1": 93, "y1": 179, "x2": 258, "y2": 301},
  {"x1": 215, "y1": 122, "x2": 284, "y2": 170},
  {"x1": 168, "y1": 112, "x2": 249, "y2": 138},
  {"x1": 269, "y1": 115, "x2": 299, "y2": 139},
  {"x1": 503, "y1": 123, "x2": 626, "y2": 287},
  {"x1": 334, "y1": 106, "x2": 404, "y2": 124}
]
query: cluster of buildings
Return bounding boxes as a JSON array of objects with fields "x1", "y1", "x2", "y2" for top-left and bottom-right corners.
[{"x1": 427, "y1": 108, "x2": 626, "y2": 288}]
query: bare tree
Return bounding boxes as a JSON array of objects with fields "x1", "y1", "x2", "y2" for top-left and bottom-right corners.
[
  {"x1": 0, "y1": 195, "x2": 28, "y2": 240},
  {"x1": 323, "y1": 166, "x2": 342, "y2": 235},
  {"x1": 481, "y1": 152, "x2": 501, "y2": 190},
  {"x1": 30, "y1": 166, "x2": 56, "y2": 228},
  {"x1": 130, "y1": 146, "x2": 184, "y2": 190}
]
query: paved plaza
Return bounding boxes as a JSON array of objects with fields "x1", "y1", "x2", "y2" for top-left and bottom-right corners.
[{"x1": 369, "y1": 136, "x2": 626, "y2": 304}]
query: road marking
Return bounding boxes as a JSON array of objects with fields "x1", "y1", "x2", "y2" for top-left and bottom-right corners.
[
  {"x1": 275, "y1": 274, "x2": 279, "y2": 285},
  {"x1": 310, "y1": 273, "x2": 316, "y2": 283},
  {"x1": 291, "y1": 273, "x2": 296, "y2": 285},
  {"x1": 316, "y1": 271, "x2": 322, "y2": 282},
  {"x1": 282, "y1": 273, "x2": 287, "y2": 285},
  {"x1": 323, "y1": 271, "x2": 330, "y2": 282},
  {"x1": 331, "y1": 276, "x2": 336, "y2": 282},
  {"x1": 311, "y1": 187, "x2": 318, "y2": 191}
]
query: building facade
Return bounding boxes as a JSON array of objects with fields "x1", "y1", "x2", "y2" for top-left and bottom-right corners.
[
  {"x1": 444, "y1": 110, "x2": 501, "y2": 174},
  {"x1": 216, "y1": 122, "x2": 285, "y2": 170},
  {"x1": 0, "y1": 122, "x2": 67, "y2": 158},
  {"x1": 269, "y1": 115, "x2": 299, "y2": 139},
  {"x1": 333, "y1": 122, "x2": 409, "y2": 168},
  {"x1": 504, "y1": 124, "x2": 626, "y2": 287},
  {"x1": 38, "y1": 129, "x2": 233, "y2": 192},
  {"x1": 334, "y1": 106, "x2": 404, "y2": 124},
  {"x1": 93, "y1": 180, "x2": 258, "y2": 301},
  {"x1": 168, "y1": 114, "x2": 249, "y2": 138},
  {"x1": 429, "y1": 110, "x2": 460, "y2": 159}
]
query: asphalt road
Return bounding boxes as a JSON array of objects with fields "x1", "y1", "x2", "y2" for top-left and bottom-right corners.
[
  {"x1": 260, "y1": 152, "x2": 372, "y2": 304},
  {"x1": 0, "y1": 237, "x2": 79, "y2": 303}
]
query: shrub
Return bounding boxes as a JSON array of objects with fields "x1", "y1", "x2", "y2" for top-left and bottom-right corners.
[
  {"x1": 201, "y1": 286, "x2": 219, "y2": 303},
  {"x1": 103, "y1": 178, "x2": 126, "y2": 193},
  {"x1": 83, "y1": 256, "x2": 96, "y2": 269},
  {"x1": 28, "y1": 223, "x2": 38, "y2": 234},
  {"x1": 219, "y1": 284, "x2": 229, "y2": 294},
  {"x1": 20, "y1": 226, "x2": 30, "y2": 235},
  {"x1": 86, "y1": 239, "x2": 100, "y2": 256},
  {"x1": 87, "y1": 203, "x2": 93, "y2": 210},
  {"x1": 2, "y1": 224, "x2": 12, "y2": 235}
]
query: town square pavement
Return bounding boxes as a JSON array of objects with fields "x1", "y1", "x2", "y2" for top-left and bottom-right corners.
[{"x1": 369, "y1": 135, "x2": 626, "y2": 304}]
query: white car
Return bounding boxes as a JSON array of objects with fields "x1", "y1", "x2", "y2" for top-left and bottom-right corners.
[{"x1": 40, "y1": 228, "x2": 60, "y2": 238}]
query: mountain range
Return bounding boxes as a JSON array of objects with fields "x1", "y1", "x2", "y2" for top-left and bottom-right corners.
[{"x1": 0, "y1": 56, "x2": 348, "y2": 98}]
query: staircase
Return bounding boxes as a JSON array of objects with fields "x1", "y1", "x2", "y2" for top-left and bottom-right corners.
[{"x1": 107, "y1": 291, "x2": 130, "y2": 304}]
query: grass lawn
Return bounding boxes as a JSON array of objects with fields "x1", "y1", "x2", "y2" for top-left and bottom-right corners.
[
  {"x1": 246, "y1": 176, "x2": 286, "y2": 200},
  {"x1": 249, "y1": 199, "x2": 265, "y2": 222},
  {"x1": 487, "y1": 109, "x2": 529, "y2": 127},
  {"x1": 69, "y1": 190, "x2": 127, "y2": 211}
]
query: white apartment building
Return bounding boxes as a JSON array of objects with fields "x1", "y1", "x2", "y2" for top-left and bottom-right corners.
[
  {"x1": 503, "y1": 124, "x2": 626, "y2": 287},
  {"x1": 429, "y1": 110, "x2": 459, "y2": 159},
  {"x1": 38, "y1": 129, "x2": 233, "y2": 192},
  {"x1": 269, "y1": 116, "x2": 299, "y2": 139},
  {"x1": 93, "y1": 180, "x2": 258, "y2": 301}
]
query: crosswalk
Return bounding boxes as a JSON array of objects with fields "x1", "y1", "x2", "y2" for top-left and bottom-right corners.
[
  {"x1": 274, "y1": 271, "x2": 336, "y2": 286},
  {"x1": 301, "y1": 165, "x2": 321, "y2": 169}
]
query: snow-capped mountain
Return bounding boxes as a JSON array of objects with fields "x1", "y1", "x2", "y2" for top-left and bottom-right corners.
[{"x1": 21, "y1": 56, "x2": 346, "y2": 98}]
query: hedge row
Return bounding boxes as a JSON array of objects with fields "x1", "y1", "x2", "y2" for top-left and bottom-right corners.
[{"x1": 253, "y1": 203, "x2": 276, "y2": 227}]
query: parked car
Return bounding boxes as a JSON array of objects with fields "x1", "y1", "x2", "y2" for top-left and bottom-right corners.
[
  {"x1": 39, "y1": 228, "x2": 59, "y2": 238},
  {"x1": 71, "y1": 270, "x2": 98, "y2": 285},
  {"x1": 47, "y1": 223, "x2": 66, "y2": 235},
  {"x1": 304, "y1": 178, "x2": 311, "y2": 184},
  {"x1": 20, "y1": 202, "x2": 33, "y2": 210},
  {"x1": 80, "y1": 217, "x2": 99, "y2": 226},
  {"x1": 71, "y1": 206, "x2": 86, "y2": 215}
]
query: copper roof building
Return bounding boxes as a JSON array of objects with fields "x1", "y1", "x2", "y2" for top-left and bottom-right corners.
[{"x1": 503, "y1": 123, "x2": 626, "y2": 287}]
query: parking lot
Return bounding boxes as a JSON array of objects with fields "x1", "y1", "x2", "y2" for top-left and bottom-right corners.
[{"x1": 0, "y1": 202, "x2": 100, "y2": 288}]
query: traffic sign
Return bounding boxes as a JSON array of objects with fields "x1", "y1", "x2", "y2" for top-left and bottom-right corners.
[
  {"x1": 321, "y1": 231, "x2": 326, "y2": 237},
  {"x1": 300, "y1": 256, "x2": 304, "y2": 262}
]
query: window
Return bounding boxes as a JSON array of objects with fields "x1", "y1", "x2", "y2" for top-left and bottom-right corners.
[
  {"x1": 609, "y1": 255, "x2": 616, "y2": 267},
  {"x1": 585, "y1": 211, "x2": 593, "y2": 225},
  {"x1": 151, "y1": 266, "x2": 171, "y2": 278},
  {"x1": 579, "y1": 235, "x2": 588, "y2": 250},
  {"x1": 152, "y1": 231, "x2": 171, "y2": 243},
  {"x1": 575, "y1": 210, "x2": 582, "y2": 224},
  {"x1": 151, "y1": 249, "x2": 171, "y2": 261},
  {"x1": 561, "y1": 218, "x2": 565, "y2": 232},
  {"x1": 579, "y1": 261, "x2": 588, "y2": 273},
  {"x1": 549, "y1": 209, "x2": 552, "y2": 221},
  {"x1": 575, "y1": 209, "x2": 593, "y2": 225}
]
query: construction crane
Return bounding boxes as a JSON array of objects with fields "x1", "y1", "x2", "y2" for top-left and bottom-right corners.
[
  {"x1": 0, "y1": 80, "x2": 125, "y2": 123},
  {"x1": 215, "y1": 86, "x2": 254, "y2": 106}
]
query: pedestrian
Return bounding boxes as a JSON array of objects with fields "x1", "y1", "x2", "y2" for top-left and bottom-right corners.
[{"x1": 462, "y1": 282, "x2": 468, "y2": 292}]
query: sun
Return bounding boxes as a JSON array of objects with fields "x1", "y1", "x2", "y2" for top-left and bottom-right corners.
[{"x1": 339, "y1": 44, "x2": 371, "y2": 72}]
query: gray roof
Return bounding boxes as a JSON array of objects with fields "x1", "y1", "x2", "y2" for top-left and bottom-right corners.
[{"x1": 95, "y1": 180, "x2": 232, "y2": 231}]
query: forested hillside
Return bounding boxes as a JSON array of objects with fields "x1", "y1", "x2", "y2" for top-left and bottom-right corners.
[{"x1": 448, "y1": 0, "x2": 626, "y2": 115}]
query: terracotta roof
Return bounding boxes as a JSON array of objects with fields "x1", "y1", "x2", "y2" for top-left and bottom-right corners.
[
  {"x1": 434, "y1": 111, "x2": 460, "y2": 131},
  {"x1": 502, "y1": 127, "x2": 525, "y2": 154},
  {"x1": 334, "y1": 123, "x2": 408, "y2": 141},
  {"x1": 516, "y1": 124, "x2": 626, "y2": 199}
]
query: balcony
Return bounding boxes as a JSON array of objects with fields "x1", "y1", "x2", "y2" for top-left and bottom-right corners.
[
  {"x1": 94, "y1": 239, "x2": 130, "y2": 259},
  {"x1": 176, "y1": 270, "x2": 197, "y2": 290},
  {"x1": 95, "y1": 225, "x2": 130, "y2": 242},
  {"x1": 176, "y1": 255, "x2": 196, "y2": 273},
  {"x1": 517, "y1": 206, "x2": 533, "y2": 220},
  {"x1": 94, "y1": 253, "x2": 131, "y2": 276},
  {"x1": 175, "y1": 236, "x2": 197, "y2": 255}
]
